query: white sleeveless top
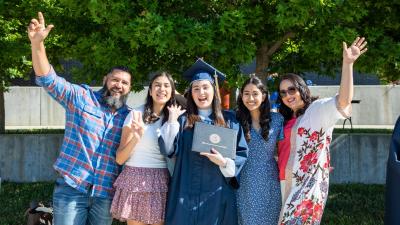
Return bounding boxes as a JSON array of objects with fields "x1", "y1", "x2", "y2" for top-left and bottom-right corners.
[{"x1": 123, "y1": 105, "x2": 167, "y2": 168}]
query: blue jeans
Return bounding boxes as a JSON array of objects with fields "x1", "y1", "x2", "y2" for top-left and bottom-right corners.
[{"x1": 53, "y1": 178, "x2": 113, "y2": 225}]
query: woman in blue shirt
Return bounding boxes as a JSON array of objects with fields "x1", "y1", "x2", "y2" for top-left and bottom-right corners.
[{"x1": 235, "y1": 76, "x2": 283, "y2": 225}]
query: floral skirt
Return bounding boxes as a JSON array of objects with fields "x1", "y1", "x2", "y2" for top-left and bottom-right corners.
[{"x1": 110, "y1": 166, "x2": 169, "y2": 224}]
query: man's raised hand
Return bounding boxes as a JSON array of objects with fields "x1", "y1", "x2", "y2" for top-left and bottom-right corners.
[{"x1": 28, "y1": 12, "x2": 54, "y2": 44}]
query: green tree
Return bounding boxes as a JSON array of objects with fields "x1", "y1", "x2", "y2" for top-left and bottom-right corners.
[
  {"x1": 59, "y1": 0, "x2": 399, "y2": 89},
  {"x1": 0, "y1": 0, "x2": 39, "y2": 133},
  {"x1": 0, "y1": 0, "x2": 97, "y2": 133},
  {"x1": 0, "y1": 15, "x2": 27, "y2": 133},
  {"x1": 3, "y1": 0, "x2": 398, "y2": 132}
]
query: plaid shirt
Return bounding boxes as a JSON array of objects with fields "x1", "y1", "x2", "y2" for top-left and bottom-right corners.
[{"x1": 36, "y1": 67, "x2": 130, "y2": 199}]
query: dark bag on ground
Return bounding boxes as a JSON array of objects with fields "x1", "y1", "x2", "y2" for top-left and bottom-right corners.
[{"x1": 25, "y1": 201, "x2": 53, "y2": 225}]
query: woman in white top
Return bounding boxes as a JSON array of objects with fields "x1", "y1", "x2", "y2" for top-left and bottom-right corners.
[
  {"x1": 278, "y1": 37, "x2": 367, "y2": 224},
  {"x1": 110, "y1": 71, "x2": 177, "y2": 225}
]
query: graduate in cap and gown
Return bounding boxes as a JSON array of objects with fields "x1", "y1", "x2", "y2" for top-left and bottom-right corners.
[
  {"x1": 158, "y1": 59, "x2": 248, "y2": 225},
  {"x1": 385, "y1": 116, "x2": 400, "y2": 225}
]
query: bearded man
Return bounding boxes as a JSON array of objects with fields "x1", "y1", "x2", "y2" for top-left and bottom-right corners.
[{"x1": 28, "y1": 12, "x2": 132, "y2": 225}]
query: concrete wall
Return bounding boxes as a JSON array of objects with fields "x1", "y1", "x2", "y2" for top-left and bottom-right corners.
[
  {"x1": 0, "y1": 133, "x2": 392, "y2": 184},
  {"x1": 5, "y1": 87, "x2": 148, "y2": 128},
  {"x1": 330, "y1": 133, "x2": 390, "y2": 184},
  {"x1": 4, "y1": 85, "x2": 399, "y2": 129},
  {"x1": 309, "y1": 85, "x2": 399, "y2": 127},
  {"x1": 0, "y1": 134, "x2": 62, "y2": 182}
]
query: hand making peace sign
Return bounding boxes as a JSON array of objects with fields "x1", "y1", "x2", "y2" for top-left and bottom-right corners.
[{"x1": 128, "y1": 111, "x2": 145, "y2": 143}]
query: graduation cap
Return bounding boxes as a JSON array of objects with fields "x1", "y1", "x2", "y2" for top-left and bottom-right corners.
[
  {"x1": 183, "y1": 59, "x2": 226, "y2": 101},
  {"x1": 183, "y1": 59, "x2": 226, "y2": 84}
]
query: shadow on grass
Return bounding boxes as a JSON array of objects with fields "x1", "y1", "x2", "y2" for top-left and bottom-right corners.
[
  {"x1": 321, "y1": 184, "x2": 385, "y2": 225},
  {"x1": 0, "y1": 182, "x2": 384, "y2": 225}
]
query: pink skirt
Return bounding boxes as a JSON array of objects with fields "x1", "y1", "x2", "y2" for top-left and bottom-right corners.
[{"x1": 110, "y1": 166, "x2": 169, "y2": 224}]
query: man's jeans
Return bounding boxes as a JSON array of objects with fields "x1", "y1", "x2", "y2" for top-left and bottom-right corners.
[{"x1": 53, "y1": 178, "x2": 113, "y2": 225}]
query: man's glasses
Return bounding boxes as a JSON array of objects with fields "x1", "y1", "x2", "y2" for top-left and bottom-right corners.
[{"x1": 279, "y1": 86, "x2": 297, "y2": 98}]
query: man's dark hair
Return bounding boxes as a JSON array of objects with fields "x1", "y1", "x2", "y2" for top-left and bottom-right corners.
[{"x1": 107, "y1": 66, "x2": 132, "y2": 76}]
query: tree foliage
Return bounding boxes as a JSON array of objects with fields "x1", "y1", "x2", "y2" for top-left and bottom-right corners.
[
  {"x1": 0, "y1": 0, "x2": 97, "y2": 85},
  {"x1": 0, "y1": 0, "x2": 399, "y2": 111},
  {"x1": 0, "y1": 0, "x2": 90, "y2": 132},
  {"x1": 0, "y1": 1, "x2": 55, "y2": 133},
  {"x1": 55, "y1": 0, "x2": 400, "y2": 90}
]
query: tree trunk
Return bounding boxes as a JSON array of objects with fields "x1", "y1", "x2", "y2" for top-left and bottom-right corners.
[
  {"x1": 255, "y1": 32, "x2": 295, "y2": 83},
  {"x1": 229, "y1": 32, "x2": 295, "y2": 107},
  {"x1": 229, "y1": 87, "x2": 237, "y2": 109},
  {"x1": 255, "y1": 42, "x2": 270, "y2": 83},
  {"x1": 0, "y1": 88, "x2": 5, "y2": 134}
]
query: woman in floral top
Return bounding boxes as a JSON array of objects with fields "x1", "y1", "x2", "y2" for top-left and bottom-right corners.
[{"x1": 277, "y1": 37, "x2": 367, "y2": 225}]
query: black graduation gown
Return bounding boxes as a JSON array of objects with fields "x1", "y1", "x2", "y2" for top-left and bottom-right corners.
[
  {"x1": 385, "y1": 116, "x2": 400, "y2": 225},
  {"x1": 159, "y1": 110, "x2": 248, "y2": 225}
]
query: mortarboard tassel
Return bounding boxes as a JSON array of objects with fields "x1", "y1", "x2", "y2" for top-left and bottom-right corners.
[{"x1": 214, "y1": 71, "x2": 221, "y2": 104}]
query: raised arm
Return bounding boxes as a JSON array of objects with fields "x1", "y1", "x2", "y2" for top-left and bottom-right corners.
[
  {"x1": 338, "y1": 37, "x2": 368, "y2": 109},
  {"x1": 28, "y1": 12, "x2": 54, "y2": 76}
]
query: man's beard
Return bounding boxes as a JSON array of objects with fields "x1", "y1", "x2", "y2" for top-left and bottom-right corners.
[{"x1": 101, "y1": 84, "x2": 129, "y2": 109}]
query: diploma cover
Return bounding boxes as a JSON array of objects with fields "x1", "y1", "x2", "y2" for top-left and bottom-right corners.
[{"x1": 192, "y1": 121, "x2": 237, "y2": 159}]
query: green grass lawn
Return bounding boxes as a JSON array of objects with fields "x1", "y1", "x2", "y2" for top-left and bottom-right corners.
[
  {"x1": 0, "y1": 182, "x2": 384, "y2": 225},
  {"x1": 322, "y1": 184, "x2": 385, "y2": 225}
]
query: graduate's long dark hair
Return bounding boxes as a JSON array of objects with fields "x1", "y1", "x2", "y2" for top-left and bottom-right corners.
[
  {"x1": 185, "y1": 80, "x2": 226, "y2": 129},
  {"x1": 143, "y1": 71, "x2": 176, "y2": 125},
  {"x1": 236, "y1": 76, "x2": 271, "y2": 142},
  {"x1": 278, "y1": 73, "x2": 318, "y2": 122}
]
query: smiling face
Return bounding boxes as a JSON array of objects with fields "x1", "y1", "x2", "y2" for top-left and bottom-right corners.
[
  {"x1": 150, "y1": 75, "x2": 172, "y2": 107},
  {"x1": 279, "y1": 79, "x2": 305, "y2": 113},
  {"x1": 105, "y1": 70, "x2": 131, "y2": 98},
  {"x1": 103, "y1": 69, "x2": 131, "y2": 109},
  {"x1": 191, "y1": 80, "x2": 214, "y2": 110},
  {"x1": 241, "y1": 83, "x2": 266, "y2": 112}
]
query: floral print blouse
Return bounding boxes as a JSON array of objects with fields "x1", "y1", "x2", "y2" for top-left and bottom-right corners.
[{"x1": 279, "y1": 96, "x2": 350, "y2": 225}]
